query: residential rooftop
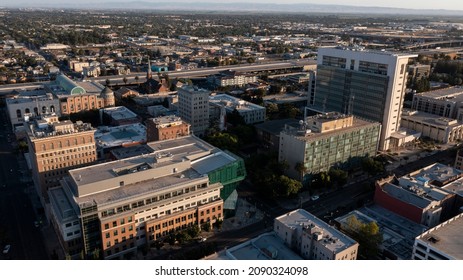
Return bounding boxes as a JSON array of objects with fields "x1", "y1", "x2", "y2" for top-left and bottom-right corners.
[
  {"x1": 405, "y1": 163, "x2": 463, "y2": 187},
  {"x1": 26, "y1": 115, "x2": 94, "y2": 140}
]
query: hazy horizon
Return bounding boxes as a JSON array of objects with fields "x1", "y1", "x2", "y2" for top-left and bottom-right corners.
[{"x1": 2, "y1": 0, "x2": 463, "y2": 11}]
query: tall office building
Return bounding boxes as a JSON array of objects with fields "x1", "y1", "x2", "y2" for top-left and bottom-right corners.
[
  {"x1": 177, "y1": 86, "x2": 210, "y2": 137},
  {"x1": 313, "y1": 47, "x2": 417, "y2": 150},
  {"x1": 26, "y1": 114, "x2": 97, "y2": 203}
]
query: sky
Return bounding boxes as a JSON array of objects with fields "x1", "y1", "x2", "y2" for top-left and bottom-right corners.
[{"x1": 3, "y1": 0, "x2": 463, "y2": 10}]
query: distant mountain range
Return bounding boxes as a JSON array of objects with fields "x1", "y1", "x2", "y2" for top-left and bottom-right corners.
[{"x1": 4, "y1": 1, "x2": 463, "y2": 16}]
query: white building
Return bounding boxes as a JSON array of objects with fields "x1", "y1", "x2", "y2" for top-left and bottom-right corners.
[
  {"x1": 313, "y1": 47, "x2": 417, "y2": 151},
  {"x1": 209, "y1": 93, "x2": 265, "y2": 125},
  {"x1": 177, "y1": 86, "x2": 210, "y2": 136},
  {"x1": 274, "y1": 209, "x2": 359, "y2": 260}
]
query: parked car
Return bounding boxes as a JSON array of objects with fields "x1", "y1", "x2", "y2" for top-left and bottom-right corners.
[
  {"x1": 3, "y1": 244, "x2": 10, "y2": 254},
  {"x1": 311, "y1": 195, "x2": 319, "y2": 201}
]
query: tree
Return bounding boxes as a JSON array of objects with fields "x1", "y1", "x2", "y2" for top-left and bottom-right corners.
[
  {"x1": 361, "y1": 157, "x2": 384, "y2": 175},
  {"x1": 329, "y1": 168, "x2": 348, "y2": 186},
  {"x1": 344, "y1": 216, "x2": 383, "y2": 259},
  {"x1": 105, "y1": 79, "x2": 110, "y2": 86},
  {"x1": 226, "y1": 109, "x2": 246, "y2": 126},
  {"x1": 274, "y1": 175, "x2": 302, "y2": 197},
  {"x1": 123, "y1": 76, "x2": 128, "y2": 85},
  {"x1": 295, "y1": 162, "x2": 307, "y2": 182},
  {"x1": 134, "y1": 75, "x2": 139, "y2": 84}
]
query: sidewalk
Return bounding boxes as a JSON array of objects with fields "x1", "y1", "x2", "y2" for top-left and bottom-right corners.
[{"x1": 221, "y1": 197, "x2": 265, "y2": 231}]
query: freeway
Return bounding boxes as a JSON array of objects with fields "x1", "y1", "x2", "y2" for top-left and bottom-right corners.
[{"x1": 0, "y1": 59, "x2": 316, "y2": 95}]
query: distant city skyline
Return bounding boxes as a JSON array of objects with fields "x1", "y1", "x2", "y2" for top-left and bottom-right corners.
[{"x1": 4, "y1": 0, "x2": 463, "y2": 11}]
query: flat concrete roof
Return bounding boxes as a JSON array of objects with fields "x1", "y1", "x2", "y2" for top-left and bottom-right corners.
[
  {"x1": 407, "y1": 163, "x2": 462, "y2": 186},
  {"x1": 70, "y1": 167, "x2": 205, "y2": 207},
  {"x1": 276, "y1": 209, "x2": 357, "y2": 253},
  {"x1": 381, "y1": 183, "x2": 432, "y2": 209},
  {"x1": 49, "y1": 187, "x2": 78, "y2": 222},
  {"x1": 146, "y1": 135, "x2": 218, "y2": 161},
  {"x1": 102, "y1": 106, "x2": 138, "y2": 121},
  {"x1": 414, "y1": 86, "x2": 463, "y2": 101},
  {"x1": 209, "y1": 93, "x2": 265, "y2": 112},
  {"x1": 416, "y1": 213, "x2": 463, "y2": 259},
  {"x1": 192, "y1": 151, "x2": 236, "y2": 175},
  {"x1": 95, "y1": 123, "x2": 146, "y2": 149},
  {"x1": 110, "y1": 145, "x2": 154, "y2": 160},
  {"x1": 401, "y1": 110, "x2": 462, "y2": 128},
  {"x1": 442, "y1": 177, "x2": 463, "y2": 197},
  {"x1": 225, "y1": 232, "x2": 303, "y2": 260},
  {"x1": 283, "y1": 115, "x2": 379, "y2": 141}
]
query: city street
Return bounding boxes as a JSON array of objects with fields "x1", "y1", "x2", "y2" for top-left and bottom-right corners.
[{"x1": 0, "y1": 106, "x2": 48, "y2": 260}]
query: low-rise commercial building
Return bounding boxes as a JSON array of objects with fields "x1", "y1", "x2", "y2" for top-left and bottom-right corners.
[
  {"x1": 274, "y1": 209, "x2": 359, "y2": 260},
  {"x1": 412, "y1": 86, "x2": 463, "y2": 120},
  {"x1": 400, "y1": 110, "x2": 463, "y2": 144}
]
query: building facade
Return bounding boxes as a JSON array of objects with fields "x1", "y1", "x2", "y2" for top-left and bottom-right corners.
[
  {"x1": 278, "y1": 112, "x2": 380, "y2": 183},
  {"x1": 54, "y1": 150, "x2": 223, "y2": 259},
  {"x1": 274, "y1": 209, "x2": 359, "y2": 260},
  {"x1": 400, "y1": 110, "x2": 463, "y2": 144},
  {"x1": 25, "y1": 115, "x2": 97, "y2": 203},
  {"x1": 313, "y1": 47, "x2": 417, "y2": 151},
  {"x1": 177, "y1": 86, "x2": 210, "y2": 137},
  {"x1": 411, "y1": 87, "x2": 463, "y2": 120},
  {"x1": 145, "y1": 116, "x2": 190, "y2": 142},
  {"x1": 209, "y1": 70, "x2": 257, "y2": 87}
]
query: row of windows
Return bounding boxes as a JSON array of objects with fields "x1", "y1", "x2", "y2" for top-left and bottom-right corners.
[
  {"x1": 40, "y1": 139, "x2": 94, "y2": 151},
  {"x1": 100, "y1": 183, "x2": 209, "y2": 217}
]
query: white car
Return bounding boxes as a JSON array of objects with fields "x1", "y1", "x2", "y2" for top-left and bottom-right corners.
[
  {"x1": 311, "y1": 195, "x2": 320, "y2": 201},
  {"x1": 3, "y1": 244, "x2": 10, "y2": 254}
]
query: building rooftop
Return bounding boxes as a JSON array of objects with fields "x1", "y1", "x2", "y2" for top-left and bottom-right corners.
[
  {"x1": 49, "y1": 187, "x2": 78, "y2": 223},
  {"x1": 209, "y1": 93, "x2": 265, "y2": 113},
  {"x1": 95, "y1": 123, "x2": 146, "y2": 149},
  {"x1": 224, "y1": 232, "x2": 303, "y2": 260},
  {"x1": 336, "y1": 205, "x2": 428, "y2": 260},
  {"x1": 276, "y1": 209, "x2": 357, "y2": 254},
  {"x1": 283, "y1": 114, "x2": 378, "y2": 140},
  {"x1": 381, "y1": 183, "x2": 434, "y2": 209},
  {"x1": 68, "y1": 162, "x2": 208, "y2": 206},
  {"x1": 26, "y1": 115, "x2": 94, "y2": 140},
  {"x1": 191, "y1": 151, "x2": 236, "y2": 175},
  {"x1": 402, "y1": 110, "x2": 461, "y2": 128},
  {"x1": 110, "y1": 145, "x2": 155, "y2": 160},
  {"x1": 101, "y1": 106, "x2": 138, "y2": 121},
  {"x1": 406, "y1": 163, "x2": 463, "y2": 187},
  {"x1": 146, "y1": 135, "x2": 218, "y2": 162},
  {"x1": 414, "y1": 86, "x2": 463, "y2": 101},
  {"x1": 319, "y1": 46, "x2": 418, "y2": 59},
  {"x1": 149, "y1": 115, "x2": 186, "y2": 127},
  {"x1": 254, "y1": 118, "x2": 301, "y2": 136},
  {"x1": 416, "y1": 213, "x2": 463, "y2": 259}
]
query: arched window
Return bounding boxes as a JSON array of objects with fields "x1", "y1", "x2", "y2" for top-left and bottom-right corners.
[
  {"x1": 58, "y1": 141, "x2": 62, "y2": 148},
  {"x1": 50, "y1": 143, "x2": 54, "y2": 149},
  {"x1": 25, "y1": 108, "x2": 30, "y2": 114},
  {"x1": 34, "y1": 107, "x2": 38, "y2": 115},
  {"x1": 42, "y1": 106, "x2": 47, "y2": 114},
  {"x1": 42, "y1": 144, "x2": 46, "y2": 151},
  {"x1": 16, "y1": 109, "x2": 21, "y2": 118},
  {"x1": 82, "y1": 137, "x2": 86, "y2": 144},
  {"x1": 50, "y1": 105, "x2": 55, "y2": 113},
  {"x1": 66, "y1": 140, "x2": 70, "y2": 147}
]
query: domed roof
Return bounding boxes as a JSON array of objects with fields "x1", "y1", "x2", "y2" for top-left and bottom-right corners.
[{"x1": 101, "y1": 86, "x2": 114, "y2": 97}]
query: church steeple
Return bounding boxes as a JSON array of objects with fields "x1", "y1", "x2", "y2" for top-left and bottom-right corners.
[{"x1": 147, "y1": 57, "x2": 152, "y2": 80}]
